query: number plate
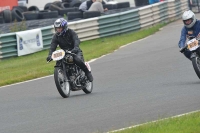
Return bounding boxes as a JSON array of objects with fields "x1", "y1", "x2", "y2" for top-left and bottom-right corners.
[
  {"x1": 187, "y1": 38, "x2": 199, "y2": 51},
  {"x1": 52, "y1": 49, "x2": 65, "y2": 61}
]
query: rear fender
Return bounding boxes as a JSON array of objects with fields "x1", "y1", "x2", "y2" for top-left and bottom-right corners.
[{"x1": 85, "y1": 62, "x2": 91, "y2": 71}]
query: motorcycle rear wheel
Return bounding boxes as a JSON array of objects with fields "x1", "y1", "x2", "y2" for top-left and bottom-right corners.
[
  {"x1": 82, "y1": 81, "x2": 93, "y2": 94},
  {"x1": 54, "y1": 67, "x2": 71, "y2": 98},
  {"x1": 192, "y1": 57, "x2": 200, "y2": 79}
]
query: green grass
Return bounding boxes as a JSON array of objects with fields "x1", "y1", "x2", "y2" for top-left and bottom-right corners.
[
  {"x1": 0, "y1": 23, "x2": 166, "y2": 87},
  {"x1": 111, "y1": 111, "x2": 200, "y2": 133}
]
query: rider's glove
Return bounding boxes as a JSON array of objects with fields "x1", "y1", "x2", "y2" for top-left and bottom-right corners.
[
  {"x1": 71, "y1": 48, "x2": 78, "y2": 53},
  {"x1": 46, "y1": 55, "x2": 52, "y2": 62},
  {"x1": 180, "y1": 47, "x2": 186, "y2": 53}
]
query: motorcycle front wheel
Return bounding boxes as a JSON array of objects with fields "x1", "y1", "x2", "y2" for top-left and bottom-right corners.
[
  {"x1": 82, "y1": 81, "x2": 93, "y2": 94},
  {"x1": 192, "y1": 57, "x2": 200, "y2": 79},
  {"x1": 54, "y1": 67, "x2": 71, "y2": 98}
]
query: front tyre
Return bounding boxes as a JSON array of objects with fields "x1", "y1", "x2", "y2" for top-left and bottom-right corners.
[
  {"x1": 54, "y1": 67, "x2": 70, "y2": 98},
  {"x1": 192, "y1": 57, "x2": 200, "y2": 79},
  {"x1": 82, "y1": 81, "x2": 93, "y2": 94}
]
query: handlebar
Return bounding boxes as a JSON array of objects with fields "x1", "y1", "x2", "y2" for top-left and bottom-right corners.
[
  {"x1": 46, "y1": 49, "x2": 76, "y2": 63},
  {"x1": 179, "y1": 37, "x2": 200, "y2": 53},
  {"x1": 180, "y1": 45, "x2": 187, "y2": 53},
  {"x1": 65, "y1": 50, "x2": 76, "y2": 55},
  {"x1": 46, "y1": 58, "x2": 53, "y2": 63}
]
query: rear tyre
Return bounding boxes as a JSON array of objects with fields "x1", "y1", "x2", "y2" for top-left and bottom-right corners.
[
  {"x1": 28, "y1": 6, "x2": 40, "y2": 11},
  {"x1": 2, "y1": 9, "x2": 12, "y2": 23},
  {"x1": 83, "y1": 11, "x2": 101, "y2": 19},
  {"x1": 44, "y1": 3, "x2": 52, "y2": 10},
  {"x1": 38, "y1": 10, "x2": 58, "y2": 19},
  {"x1": 54, "y1": 67, "x2": 71, "y2": 98},
  {"x1": 23, "y1": 11, "x2": 39, "y2": 20},
  {"x1": 82, "y1": 81, "x2": 93, "y2": 94},
  {"x1": 12, "y1": 8, "x2": 24, "y2": 21},
  {"x1": 192, "y1": 56, "x2": 200, "y2": 79}
]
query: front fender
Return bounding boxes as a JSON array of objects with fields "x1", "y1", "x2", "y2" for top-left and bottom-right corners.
[{"x1": 54, "y1": 60, "x2": 62, "y2": 68}]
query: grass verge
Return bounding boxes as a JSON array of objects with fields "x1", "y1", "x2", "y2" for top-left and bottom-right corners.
[
  {"x1": 110, "y1": 111, "x2": 200, "y2": 133},
  {"x1": 0, "y1": 23, "x2": 167, "y2": 87}
]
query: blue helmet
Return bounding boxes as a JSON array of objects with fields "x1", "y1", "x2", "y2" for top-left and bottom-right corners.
[{"x1": 54, "y1": 18, "x2": 68, "y2": 36}]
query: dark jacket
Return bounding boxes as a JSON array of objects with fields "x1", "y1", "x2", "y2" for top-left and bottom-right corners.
[
  {"x1": 178, "y1": 20, "x2": 200, "y2": 48},
  {"x1": 48, "y1": 28, "x2": 81, "y2": 55},
  {"x1": 86, "y1": 0, "x2": 93, "y2": 10}
]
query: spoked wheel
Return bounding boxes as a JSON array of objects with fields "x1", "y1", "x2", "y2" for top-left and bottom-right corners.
[
  {"x1": 82, "y1": 81, "x2": 93, "y2": 94},
  {"x1": 54, "y1": 67, "x2": 70, "y2": 98},
  {"x1": 192, "y1": 56, "x2": 200, "y2": 79}
]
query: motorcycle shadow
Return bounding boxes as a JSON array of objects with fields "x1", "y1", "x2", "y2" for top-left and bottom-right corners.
[
  {"x1": 176, "y1": 80, "x2": 200, "y2": 86},
  {"x1": 56, "y1": 91, "x2": 97, "y2": 99}
]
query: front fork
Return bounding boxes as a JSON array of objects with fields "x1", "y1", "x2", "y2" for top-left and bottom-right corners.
[
  {"x1": 55, "y1": 60, "x2": 69, "y2": 82},
  {"x1": 189, "y1": 47, "x2": 200, "y2": 59},
  {"x1": 190, "y1": 52, "x2": 197, "y2": 59}
]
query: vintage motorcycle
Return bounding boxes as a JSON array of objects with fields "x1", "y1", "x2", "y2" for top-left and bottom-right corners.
[
  {"x1": 48, "y1": 49, "x2": 93, "y2": 98},
  {"x1": 180, "y1": 36, "x2": 200, "y2": 79}
]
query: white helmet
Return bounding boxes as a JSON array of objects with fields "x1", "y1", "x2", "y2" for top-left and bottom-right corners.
[{"x1": 182, "y1": 10, "x2": 196, "y2": 28}]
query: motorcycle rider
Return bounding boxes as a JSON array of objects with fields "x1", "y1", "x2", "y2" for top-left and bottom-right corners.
[
  {"x1": 179, "y1": 10, "x2": 200, "y2": 60},
  {"x1": 46, "y1": 18, "x2": 93, "y2": 82}
]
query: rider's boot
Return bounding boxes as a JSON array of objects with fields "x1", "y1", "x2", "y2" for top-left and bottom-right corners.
[
  {"x1": 74, "y1": 56, "x2": 93, "y2": 82},
  {"x1": 83, "y1": 68, "x2": 93, "y2": 82}
]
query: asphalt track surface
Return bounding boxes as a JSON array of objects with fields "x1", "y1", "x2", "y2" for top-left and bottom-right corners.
[{"x1": 0, "y1": 16, "x2": 200, "y2": 133}]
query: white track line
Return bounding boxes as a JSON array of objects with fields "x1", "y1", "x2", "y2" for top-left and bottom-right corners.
[{"x1": 107, "y1": 110, "x2": 200, "y2": 133}]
